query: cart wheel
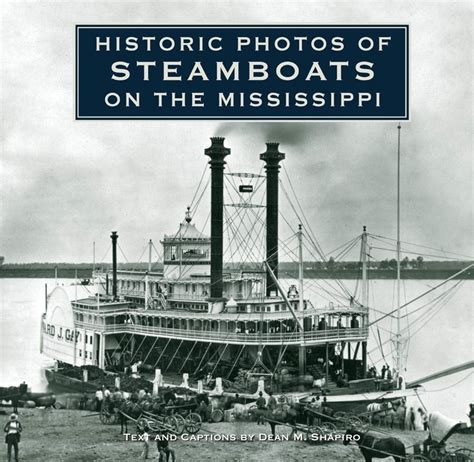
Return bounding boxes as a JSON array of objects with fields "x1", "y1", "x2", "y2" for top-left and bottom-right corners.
[
  {"x1": 320, "y1": 422, "x2": 337, "y2": 433},
  {"x1": 185, "y1": 412, "x2": 202, "y2": 434},
  {"x1": 454, "y1": 448, "x2": 474, "y2": 461},
  {"x1": 148, "y1": 418, "x2": 161, "y2": 433},
  {"x1": 308, "y1": 426, "x2": 323, "y2": 435},
  {"x1": 408, "y1": 455, "x2": 429, "y2": 461},
  {"x1": 162, "y1": 415, "x2": 180, "y2": 434},
  {"x1": 211, "y1": 408, "x2": 224, "y2": 423},
  {"x1": 173, "y1": 414, "x2": 186, "y2": 434},
  {"x1": 428, "y1": 448, "x2": 440, "y2": 461},
  {"x1": 99, "y1": 406, "x2": 115, "y2": 425},
  {"x1": 441, "y1": 455, "x2": 457, "y2": 462},
  {"x1": 345, "y1": 415, "x2": 363, "y2": 428},
  {"x1": 306, "y1": 426, "x2": 323, "y2": 445}
]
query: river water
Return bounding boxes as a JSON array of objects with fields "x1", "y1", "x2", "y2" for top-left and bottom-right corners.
[{"x1": 0, "y1": 278, "x2": 472, "y2": 422}]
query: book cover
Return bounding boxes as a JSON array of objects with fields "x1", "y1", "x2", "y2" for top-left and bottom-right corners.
[{"x1": 0, "y1": 1, "x2": 472, "y2": 461}]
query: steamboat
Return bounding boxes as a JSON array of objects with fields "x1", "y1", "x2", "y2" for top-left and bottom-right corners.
[{"x1": 40, "y1": 137, "x2": 424, "y2": 411}]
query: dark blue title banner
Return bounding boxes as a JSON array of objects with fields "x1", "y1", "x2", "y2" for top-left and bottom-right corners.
[{"x1": 76, "y1": 25, "x2": 409, "y2": 120}]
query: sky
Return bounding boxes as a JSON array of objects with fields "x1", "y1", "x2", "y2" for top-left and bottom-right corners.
[{"x1": 0, "y1": 0, "x2": 472, "y2": 263}]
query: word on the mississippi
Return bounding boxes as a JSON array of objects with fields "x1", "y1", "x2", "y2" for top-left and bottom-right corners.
[{"x1": 76, "y1": 26, "x2": 409, "y2": 120}]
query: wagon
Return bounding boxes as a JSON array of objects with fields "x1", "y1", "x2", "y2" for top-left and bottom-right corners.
[
  {"x1": 99, "y1": 398, "x2": 202, "y2": 435},
  {"x1": 159, "y1": 402, "x2": 203, "y2": 434},
  {"x1": 406, "y1": 412, "x2": 473, "y2": 462},
  {"x1": 305, "y1": 407, "x2": 368, "y2": 430},
  {"x1": 351, "y1": 411, "x2": 473, "y2": 462}
]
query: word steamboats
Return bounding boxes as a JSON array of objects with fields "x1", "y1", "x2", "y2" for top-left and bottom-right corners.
[{"x1": 41, "y1": 137, "x2": 422, "y2": 411}]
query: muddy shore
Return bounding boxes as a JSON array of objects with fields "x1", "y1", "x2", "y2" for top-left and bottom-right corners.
[{"x1": 2, "y1": 408, "x2": 473, "y2": 461}]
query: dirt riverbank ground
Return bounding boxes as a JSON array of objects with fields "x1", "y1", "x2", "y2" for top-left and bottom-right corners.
[{"x1": 2, "y1": 408, "x2": 473, "y2": 461}]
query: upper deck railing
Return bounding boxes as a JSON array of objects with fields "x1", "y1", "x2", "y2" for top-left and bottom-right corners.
[{"x1": 73, "y1": 321, "x2": 368, "y2": 346}]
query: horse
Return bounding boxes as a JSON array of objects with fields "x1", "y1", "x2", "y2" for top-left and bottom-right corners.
[
  {"x1": 344, "y1": 428, "x2": 406, "y2": 462},
  {"x1": 266, "y1": 404, "x2": 300, "y2": 438},
  {"x1": 367, "y1": 401, "x2": 395, "y2": 428},
  {"x1": 395, "y1": 403, "x2": 407, "y2": 430}
]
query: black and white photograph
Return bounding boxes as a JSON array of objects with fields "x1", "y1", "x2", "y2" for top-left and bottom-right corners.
[{"x1": 0, "y1": 1, "x2": 472, "y2": 461}]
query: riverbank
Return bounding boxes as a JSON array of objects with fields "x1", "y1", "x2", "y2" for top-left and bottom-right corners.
[
  {"x1": 3, "y1": 408, "x2": 473, "y2": 461},
  {"x1": 1, "y1": 264, "x2": 473, "y2": 279}
]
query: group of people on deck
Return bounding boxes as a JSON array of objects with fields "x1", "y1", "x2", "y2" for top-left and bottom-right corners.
[{"x1": 367, "y1": 363, "x2": 396, "y2": 381}]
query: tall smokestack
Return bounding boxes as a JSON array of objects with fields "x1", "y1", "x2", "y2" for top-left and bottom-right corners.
[
  {"x1": 111, "y1": 231, "x2": 118, "y2": 300},
  {"x1": 260, "y1": 142, "x2": 285, "y2": 296},
  {"x1": 205, "y1": 137, "x2": 230, "y2": 300}
]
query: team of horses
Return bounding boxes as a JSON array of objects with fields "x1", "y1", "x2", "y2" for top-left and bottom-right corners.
[
  {"x1": 113, "y1": 392, "x2": 409, "y2": 461},
  {"x1": 257, "y1": 400, "x2": 407, "y2": 460}
]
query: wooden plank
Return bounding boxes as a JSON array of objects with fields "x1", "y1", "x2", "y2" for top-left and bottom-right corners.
[{"x1": 407, "y1": 361, "x2": 474, "y2": 388}]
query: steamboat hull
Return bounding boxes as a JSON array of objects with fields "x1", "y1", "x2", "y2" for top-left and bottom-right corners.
[{"x1": 44, "y1": 368, "x2": 98, "y2": 393}]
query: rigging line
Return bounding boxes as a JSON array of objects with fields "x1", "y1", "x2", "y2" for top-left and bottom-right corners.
[
  {"x1": 132, "y1": 243, "x2": 149, "y2": 271},
  {"x1": 407, "y1": 285, "x2": 461, "y2": 337},
  {"x1": 233, "y1": 203, "x2": 267, "y2": 263},
  {"x1": 353, "y1": 236, "x2": 364, "y2": 299},
  {"x1": 367, "y1": 233, "x2": 474, "y2": 260},
  {"x1": 300, "y1": 240, "x2": 353, "y2": 299},
  {"x1": 423, "y1": 372, "x2": 473, "y2": 393},
  {"x1": 223, "y1": 206, "x2": 259, "y2": 265},
  {"x1": 399, "y1": 280, "x2": 464, "y2": 320},
  {"x1": 151, "y1": 242, "x2": 163, "y2": 263},
  {"x1": 227, "y1": 179, "x2": 268, "y2": 248},
  {"x1": 281, "y1": 165, "x2": 326, "y2": 260},
  {"x1": 369, "y1": 326, "x2": 382, "y2": 356},
  {"x1": 189, "y1": 163, "x2": 209, "y2": 210},
  {"x1": 277, "y1": 270, "x2": 344, "y2": 305},
  {"x1": 198, "y1": 211, "x2": 211, "y2": 236},
  {"x1": 327, "y1": 234, "x2": 363, "y2": 257},
  {"x1": 368, "y1": 263, "x2": 474, "y2": 327},
  {"x1": 333, "y1": 238, "x2": 361, "y2": 262},
  {"x1": 223, "y1": 208, "x2": 237, "y2": 266},
  {"x1": 224, "y1": 209, "x2": 258, "y2": 268},
  {"x1": 376, "y1": 327, "x2": 386, "y2": 362},
  {"x1": 223, "y1": 192, "x2": 266, "y2": 265},
  {"x1": 117, "y1": 243, "x2": 129, "y2": 264},
  {"x1": 300, "y1": 235, "x2": 354, "y2": 300},
  {"x1": 402, "y1": 279, "x2": 409, "y2": 338},
  {"x1": 298, "y1": 272, "x2": 348, "y2": 302},
  {"x1": 273, "y1": 257, "x2": 342, "y2": 300},
  {"x1": 368, "y1": 286, "x2": 459, "y2": 356},
  {"x1": 191, "y1": 176, "x2": 211, "y2": 217},
  {"x1": 279, "y1": 179, "x2": 325, "y2": 261},
  {"x1": 99, "y1": 245, "x2": 111, "y2": 265}
]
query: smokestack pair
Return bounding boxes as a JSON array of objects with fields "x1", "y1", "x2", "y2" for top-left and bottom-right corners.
[{"x1": 205, "y1": 138, "x2": 285, "y2": 299}]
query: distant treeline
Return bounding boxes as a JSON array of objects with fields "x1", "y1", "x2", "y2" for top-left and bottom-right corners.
[{"x1": 0, "y1": 259, "x2": 472, "y2": 279}]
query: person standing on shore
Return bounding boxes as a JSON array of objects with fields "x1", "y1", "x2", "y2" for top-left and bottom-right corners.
[
  {"x1": 256, "y1": 392, "x2": 267, "y2": 425},
  {"x1": 267, "y1": 392, "x2": 277, "y2": 413},
  {"x1": 408, "y1": 407, "x2": 416, "y2": 431},
  {"x1": 95, "y1": 388, "x2": 104, "y2": 412},
  {"x1": 397, "y1": 401, "x2": 406, "y2": 430},
  {"x1": 4, "y1": 413, "x2": 22, "y2": 462},
  {"x1": 418, "y1": 408, "x2": 428, "y2": 431}
]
